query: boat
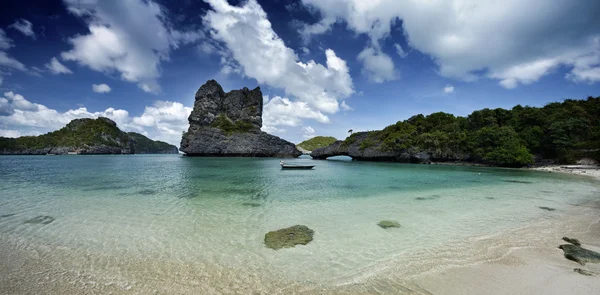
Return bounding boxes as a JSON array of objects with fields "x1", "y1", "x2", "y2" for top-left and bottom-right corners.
[{"x1": 280, "y1": 161, "x2": 315, "y2": 170}]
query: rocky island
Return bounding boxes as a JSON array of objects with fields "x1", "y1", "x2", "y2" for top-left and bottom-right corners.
[
  {"x1": 0, "y1": 117, "x2": 178, "y2": 155},
  {"x1": 180, "y1": 80, "x2": 300, "y2": 157},
  {"x1": 312, "y1": 96, "x2": 600, "y2": 167}
]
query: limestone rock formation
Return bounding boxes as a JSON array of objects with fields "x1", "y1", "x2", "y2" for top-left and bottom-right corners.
[
  {"x1": 311, "y1": 132, "x2": 435, "y2": 162},
  {"x1": 180, "y1": 80, "x2": 301, "y2": 157}
]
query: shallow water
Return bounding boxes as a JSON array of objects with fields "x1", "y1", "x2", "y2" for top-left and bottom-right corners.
[{"x1": 0, "y1": 155, "x2": 598, "y2": 290}]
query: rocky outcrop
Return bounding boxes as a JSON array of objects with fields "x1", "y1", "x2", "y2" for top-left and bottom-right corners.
[
  {"x1": 180, "y1": 80, "x2": 301, "y2": 157},
  {"x1": 0, "y1": 117, "x2": 178, "y2": 155},
  {"x1": 378, "y1": 220, "x2": 401, "y2": 229},
  {"x1": 559, "y1": 244, "x2": 600, "y2": 265},
  {"x1": 311, "y1": 131, "x2": 466, "y2": 163},
  {"x1": 264, "y1": 225, "x2": 314, "y2": 250}
]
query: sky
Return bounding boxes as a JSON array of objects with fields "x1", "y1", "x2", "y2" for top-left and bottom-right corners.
[{"x1": 1, "y1": 0, "x2": 600, "y2": 146}]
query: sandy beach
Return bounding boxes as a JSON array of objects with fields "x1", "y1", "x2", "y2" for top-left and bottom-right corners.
[{"x1": 529, "y1": 165, "x2": 600, "y2": 181}]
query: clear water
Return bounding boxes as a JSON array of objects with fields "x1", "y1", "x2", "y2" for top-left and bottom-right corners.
[{"x1": 0, "y1": 155, "x2": 598, "y2": 287}]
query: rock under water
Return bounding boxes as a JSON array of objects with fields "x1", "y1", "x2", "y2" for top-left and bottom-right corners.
[
  {"x1": 24, "y1": 215, "x2": 55, "y2": 225},
  {"x1": 264, "y1": 225, "x2": 314, "y2": 250},
  {"x1": 180, "y1": 80, "x2": 301, "y2": 158},
  {"x1": 563, "y1": 237, "x2": 582, "y2": 246},
  {"x1": 559, "y1": 244, "x2": 600, "y2": 265},
  {"x1": 378, "y1": 220, "x2": 401, "y2": 229}
]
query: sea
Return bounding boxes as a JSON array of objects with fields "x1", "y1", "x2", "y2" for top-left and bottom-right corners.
[{"x1": 0, "y1": 155, "x2": 598, "y2": 294}]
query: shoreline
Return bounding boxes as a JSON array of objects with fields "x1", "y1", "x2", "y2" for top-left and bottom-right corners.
[{"x1": 528, "y1": 165, "x2": 600, "y2": 181}]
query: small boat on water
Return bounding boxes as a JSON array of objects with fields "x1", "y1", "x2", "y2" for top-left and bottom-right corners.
[{"x1": 280, "y1": 161, "x2": 315, "y2": 170}]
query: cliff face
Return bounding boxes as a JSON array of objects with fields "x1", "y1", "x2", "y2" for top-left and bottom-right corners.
[
  {"x1": 0, "y1": 117, "x2": 178, "y2": 155},
  {"x1": 310, "y1": 132, "x2": 467, "y2": 163},
  {"x1": 180, "y1": 80, "x2": 301, "y2": 157}
]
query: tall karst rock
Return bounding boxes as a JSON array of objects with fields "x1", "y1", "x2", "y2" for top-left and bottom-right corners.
[{"x1": 180, "y1": 80, "x2": 301, "y2": 157}]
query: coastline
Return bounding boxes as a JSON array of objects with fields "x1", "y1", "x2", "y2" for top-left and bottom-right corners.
[{"x1": 528, "y1": 165, "x2": 600, "y2": 181}]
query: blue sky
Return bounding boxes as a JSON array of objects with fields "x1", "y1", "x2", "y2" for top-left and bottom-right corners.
[{"x1": 1, "y1": 0, "x2": 599, "y2": 146}]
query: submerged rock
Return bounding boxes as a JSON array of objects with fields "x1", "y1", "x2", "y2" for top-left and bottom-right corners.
[
  {"x1": 378, "y1": 220, "x2": 401, "y2": 229},
  {"x1": 180, "y1": 80, "x2": 301, "y2": 158},
  {"x1": 559, "y1": 244, "x2": 600, "y2": 265},
  {"x1": 264, "y1": 225, "x2": 314, "y2": 250},
  {"x1": 24, "y1": 215, "x2": 55, "y2": 225},
  {"x1": 574, "y1": 268, "x2": 596, "y2": 276},
  {"x1": 416, "y1": 195, "x2": 441, "y2": 201},
  {"x1": 563, "y1": 237, "x2": 582, "y2": 246},
  {"x1": 539, "y1": 206, "x2": 556, "y2": 211},
  {"x1": 503, "y1": 180, "x2": 533, "y2": 184}
]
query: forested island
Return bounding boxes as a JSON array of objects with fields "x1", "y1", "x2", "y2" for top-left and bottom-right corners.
[
  {"x1": 311, "y1": 96, "x2": 599, "y2": 167},
  {"x1": 297, "y1": 136, "x2": 337, "y2": 151},
  {"x1": 0, "y1": 117, "x2": 178, "y2": 155}
]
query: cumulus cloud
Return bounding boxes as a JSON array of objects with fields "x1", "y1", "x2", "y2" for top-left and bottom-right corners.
[
  {"x1": 302, "y1": 126, "x2": 316, "y2": 138},
  {"x1": 203, "y1": 0, "x2": 354, "y2": 130},
  {"x1": 92, "y1": 83, "x2": 111, "y2": 93},
  {"x1": 0, "y1": 91, "x2": 191, "y2": 146},
  {"x1": 61, "y1": 0, "x2": 202, "y2": 93},
  {"x1": 45, "y1": 57, "x2": 73, "y2": 74},
  {"x1": 394, "y1": 44, "x2": 407, "y2": 58},
  {"x1": 0, "y1": 30, "x2": 27, "y2": 84},
  {"x1": 300, "y1": 0, "x2": 600, "y2": 88},
  {"x1": 357, "y1": 47, "x2": 397, "y2": 83},
  {"x1": 0, "y1": 29, "x2": 13, "y2": 50},
  {"x1": 10, "y1": 19, "x2": 35, "y2": 39},
  {"x1": 262, "y1": 95, "x2": 330, "y2": 134},
  {"x1": 444, "y1": 85, "x2": 454, "y2": 93}
]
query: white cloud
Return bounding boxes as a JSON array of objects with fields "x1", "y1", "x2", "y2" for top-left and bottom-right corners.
[
  {"x1": 302, "y1": 126, "x2": 316, "y2": 138},
  {"x1": 0, "y1": 129, "x2": 24, "y2": 138},
  {"x1": 357, "y1": 47, "x2": 397, "y2": 83},
  {"x1": 0, "y1": 51, "x2": 26, "y2": 71},
  {"x1": 0, "y1": 30, "x2": 26, "y2": 74},
  {"x1": 262, "y1": 95, "x2": 329, "y2": 133},
  {"x1": 61, "y1": 0, "x2": 203, "y2": 94},
  {"x1": 0, "y1": 29, "x2": 13, "y2": 50},
  {"x1": 45, "y1": 57, "x2": 73, "y2": 74},
  {"x1": 203, "y1": 0, "x2": 354, "y2": 130},
  {"x1": 92, "y1": 83, "x2": 111, "y2": 93},
  {"x1": 300, "y1": 0, "x2": 600, "y2": 88},
  {"x1": 340, "y1": 100, "x2": 352, "y2": 111},
  {"x1": 444, "y1": 85, "x2": 454, "y2": 93},
  {"x1": 10, "y1": 19, "x2": 35, "y2": 39},
  {"x1": 0, "y1": 91, "x2": 191, "y2": 146},
  {"x1": 394, "y1": 43, "x2": 407, "y2": 58}
]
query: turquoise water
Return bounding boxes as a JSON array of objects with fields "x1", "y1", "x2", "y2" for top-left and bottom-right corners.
[{"x1": 0, "y1": 155, "x2": 599, "y2": 288}]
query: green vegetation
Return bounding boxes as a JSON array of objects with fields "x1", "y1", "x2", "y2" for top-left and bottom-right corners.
[
  {"x1": 297, "y1": 136, "x2": 337, "y2": 151},
  {"x1": 210, "y1": 114, "x2": 254, "y2": 135},
  {"x1": 0, "y1": 117, "x2": 130, "y2": 151},
  {"x1": 355, "y1": 96, "x2": 600, "y2": 167},
  {"x1": 0, "y1": 117, "x2": 177, "y2": 154},
  {"x1": 127, "y1": 132, "x2": 177, "y2": 153}
]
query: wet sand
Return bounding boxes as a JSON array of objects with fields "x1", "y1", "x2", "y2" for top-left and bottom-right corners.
[{"x1": 2, "y1": 197, "x2": 600, "y2": 294}]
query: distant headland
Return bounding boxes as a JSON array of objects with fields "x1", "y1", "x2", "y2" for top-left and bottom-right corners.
[{"x1": 0, "y1": 117, "x2": 178, "y2": 155}]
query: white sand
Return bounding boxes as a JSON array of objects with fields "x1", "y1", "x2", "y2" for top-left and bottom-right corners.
[{"x1": 530, "y1": 165, "x2": 600, "y2": 181}]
